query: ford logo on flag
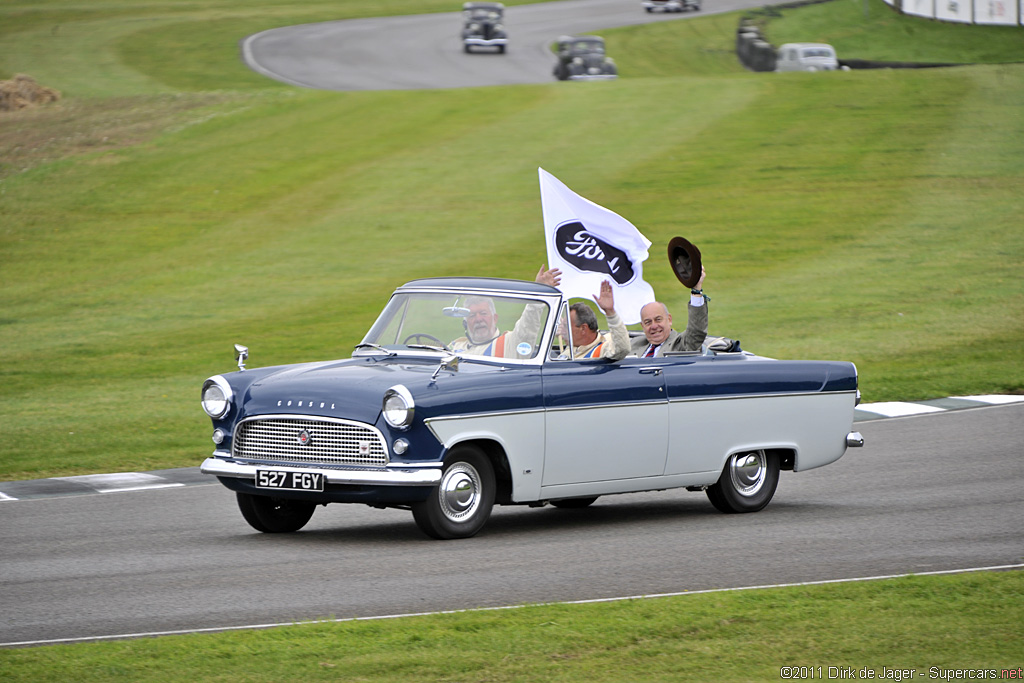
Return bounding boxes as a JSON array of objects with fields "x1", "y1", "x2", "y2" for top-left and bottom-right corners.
[{"x1": 554, "y1": 221, "x2": 635, "y2": 285}]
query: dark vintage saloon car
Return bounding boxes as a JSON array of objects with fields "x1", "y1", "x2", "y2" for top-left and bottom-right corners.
[
  {"x1": 201, "y1": 277, "x2": 863, "y2": 539},
  {"x1": 461, "y1": 1, "x2": 507, "y2": 53},
  {"x1": 553, "y1": 35, "x2": 618, "y2": 81}
]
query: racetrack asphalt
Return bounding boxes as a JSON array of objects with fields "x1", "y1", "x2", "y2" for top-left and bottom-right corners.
[
  {"x1": 241, "y1": 0, "x2": 756, "y2": 91},
  {"x1": 3, "y1": 400, "x2": 1021, "y2": 647},
  {"x1": 2, "y1": 395, "x2": 1020, "y2": 501}
]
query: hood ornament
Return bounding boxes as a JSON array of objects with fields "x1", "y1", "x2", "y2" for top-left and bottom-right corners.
[{"x1": 234, "y1": 343, "x2": 249, "y2": 371}]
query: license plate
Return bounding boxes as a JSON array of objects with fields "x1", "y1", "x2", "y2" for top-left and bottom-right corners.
[{"x1": 255, "y1": 469, "x2": 324, "y2": 492}]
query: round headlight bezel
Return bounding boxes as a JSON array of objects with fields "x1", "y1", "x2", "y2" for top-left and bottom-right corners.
[
  {"x1": 382, "y1": 385, "x2": 415, "y2": 430},
  {"x1": 201, "y1": 376, "x2": 233, "y2": 419}
]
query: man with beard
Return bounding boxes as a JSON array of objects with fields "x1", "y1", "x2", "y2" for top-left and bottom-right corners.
[{"x1": 449, "y1": 265, "x2": 561, "y2": 358}]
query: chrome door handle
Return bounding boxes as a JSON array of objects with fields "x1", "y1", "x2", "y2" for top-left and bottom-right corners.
[{"x1": 639, "y1": 367, "x2": 662, "y2": 376}]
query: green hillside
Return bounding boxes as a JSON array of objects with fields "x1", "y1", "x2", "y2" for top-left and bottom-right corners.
[{"x1": 1, "y1": 0, "x2": 1022, "y2": 480}]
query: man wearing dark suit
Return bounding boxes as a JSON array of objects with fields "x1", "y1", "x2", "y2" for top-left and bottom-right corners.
[{"x1": 630, "y1": 266, "x2": 708, "y2": 358}]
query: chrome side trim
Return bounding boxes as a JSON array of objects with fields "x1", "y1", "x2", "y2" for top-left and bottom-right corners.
[
  {"x1": 668, "y1": 389, "x2": 860, "y2": 405},
  {"x1": 424, "y1": 407, "x2": 546, "y2": 443},
  {"x1": 200, "y1": 457, "x2": 442, "y2": 487},
  {"x1": 423, "y1": 390, "x2": 859, "y2": 437},
  {"x1": 543, "y1": 399, "x2": 667, "y2": 414},
  {"x1": 846, "y1": 432, "x2": 865, "y2": 448},
  {"x1": 425, "y1": 407, "x2": 546, "y2": 422}
]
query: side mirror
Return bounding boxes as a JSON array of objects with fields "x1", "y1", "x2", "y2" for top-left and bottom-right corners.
[{"x1": 431, "y1": 354, "x2": 460, "y2": 380}]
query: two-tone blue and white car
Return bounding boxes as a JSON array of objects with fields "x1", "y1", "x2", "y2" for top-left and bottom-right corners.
[{"x1": 200, "y1": 277, "x2": 863, "y2": 539}]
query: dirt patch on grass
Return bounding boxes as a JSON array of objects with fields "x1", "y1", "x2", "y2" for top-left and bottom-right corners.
[{"x1": 0, "y1": 74, "x2": 61, "y2": 112}]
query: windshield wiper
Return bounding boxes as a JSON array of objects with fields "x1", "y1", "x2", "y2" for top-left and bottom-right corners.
[
  {"x1": 407, "y1": 343, "x2": 452, "y2": 353},
  {"x1": 353, "y1": 343, "x2": 396, "y2": 356}
]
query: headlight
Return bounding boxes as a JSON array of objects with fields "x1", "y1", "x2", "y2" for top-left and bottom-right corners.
[
  {"x1": 201, "y1": 376, "x2": 233, "y2": 419},
  {"x1": 382, "y1": 385, "x2": 415, "y2": 430}
]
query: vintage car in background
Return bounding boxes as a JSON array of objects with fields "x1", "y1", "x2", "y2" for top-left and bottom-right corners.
[
  {"x1": 775, "y1": 43, "x2": 839, "y2": 72},
  {"x1": 200, "y1": 277, "x2": 863, "y2": 540},
  {"x1": 643, "y1": 0, "x2": 701, "y2": 12},
  {"x1": 553, "y1": 35, "x2": 618, "y2": 81},
  {"x1": 461, "y1": 1, "x2": 507, "y2": 53}
]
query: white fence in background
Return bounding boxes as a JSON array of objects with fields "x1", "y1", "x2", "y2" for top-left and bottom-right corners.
[{"x1": 884, "y1": 0, "x2": 1023, "y2": 25}]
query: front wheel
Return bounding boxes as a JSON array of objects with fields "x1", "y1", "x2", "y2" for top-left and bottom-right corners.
[
  {"x1": 705, "y1": 450, "x2": 779, "y2": 513},
  {"x1": 236, "y1": 492, "x2": 316, "y2": 532},
  {"x1": 412, "y1": 446, "x2": 495, "y2": 539}
]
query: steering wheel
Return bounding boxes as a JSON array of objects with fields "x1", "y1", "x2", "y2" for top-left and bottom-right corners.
[{"x1": 403, "y1": 333, "x2": 449, "y2": 349}]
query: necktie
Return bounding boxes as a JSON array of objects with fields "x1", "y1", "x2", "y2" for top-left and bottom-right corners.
[{"x1": 644, "y1": 344, "x2": 658, "y2": 358}]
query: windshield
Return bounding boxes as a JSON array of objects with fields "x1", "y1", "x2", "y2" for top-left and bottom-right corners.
[
  {"x1": 572, "y1": 41, "x2": 604, "y2": 55},
  {"x1": 358, "y1": 291, "x2": 551, "y2": 361},
  {"x1": 466, "y1": 9, "x2": 502, "y2": 20}
]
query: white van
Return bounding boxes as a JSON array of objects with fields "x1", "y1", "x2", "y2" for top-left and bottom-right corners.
[{"x1": 775, "y1": 43, "x2": 839, "y2": 72}]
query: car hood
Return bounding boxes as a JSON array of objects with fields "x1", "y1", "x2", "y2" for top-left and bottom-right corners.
[{"x1": 239, "y1": 357, "x2": 441, "y2": 424}]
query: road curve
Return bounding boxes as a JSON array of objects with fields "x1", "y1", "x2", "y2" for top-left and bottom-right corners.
[
  {"x1": 2, "y1": 404, "x2": 1022, "y2": 646},
  {"x1": 243, "y1": 0, "x2": 761, "y2": 91}
]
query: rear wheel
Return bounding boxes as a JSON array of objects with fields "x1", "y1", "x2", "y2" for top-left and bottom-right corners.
[
  {"x1": 236, "y1": 492, "x2": 316, "y2": 532},
  {"x1": 412, "y1": 446, "x2": 495, "y2": 539},
  {"x1": 706, "y1": 450, "x2": 779, "y2": 513}
]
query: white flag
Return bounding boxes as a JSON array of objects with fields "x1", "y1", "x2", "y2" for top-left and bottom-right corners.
[{"x1": 539, "y1": 168, "x2": 654, "y2": 325}]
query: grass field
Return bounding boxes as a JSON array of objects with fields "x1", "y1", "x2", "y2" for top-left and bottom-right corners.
[
  {"x1": 1, "y1": 569, "x2": 1021, "y2": 680},
  {"x1": 1, "y1": 0, "x2": 1020, "y2": 482},
  {"x1": 1, "y1": 0, "x2": 1022, "y2": 675},
  {"x1": 4, "y1": 0, "x2": 1019, "y2": 483}
]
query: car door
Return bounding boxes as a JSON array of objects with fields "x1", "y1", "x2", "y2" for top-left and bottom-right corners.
[{"x1": 540, "y1": 357, "x2": 668, "y2": 488}]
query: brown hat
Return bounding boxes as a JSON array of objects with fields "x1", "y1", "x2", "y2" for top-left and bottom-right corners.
[{"x1": 667, "y1": 236, "x2": 702, "y2": 288}]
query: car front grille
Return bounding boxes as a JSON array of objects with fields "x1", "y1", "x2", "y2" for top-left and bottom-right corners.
[{"x1": 232, "y1": 416, "x2": 389, "y2": 468}]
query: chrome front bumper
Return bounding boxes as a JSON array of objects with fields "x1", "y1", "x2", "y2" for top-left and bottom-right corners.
[
  {"x1": 200, "y1": 457, "x2": 442, "y2": 487},
  {"x1": 847, "y1": 432, "x2": 865, "y2": 448}
]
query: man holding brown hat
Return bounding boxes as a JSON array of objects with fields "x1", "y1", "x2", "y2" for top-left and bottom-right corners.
[{"x1": 629, "y1": 236, "x2": 709, "y2": 358}]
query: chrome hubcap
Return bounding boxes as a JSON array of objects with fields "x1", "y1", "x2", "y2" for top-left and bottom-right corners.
[
  {"x1": 439, "y1": 462, "x2": 481, "y2": 522},
  {"x1": 728, "y1": 450, "x2": 767, "y2": 497}
]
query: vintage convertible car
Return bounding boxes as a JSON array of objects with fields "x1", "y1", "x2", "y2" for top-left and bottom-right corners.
[
  {"x1": 553, "y1": 36, "x2": 618, "y2": 81},
  {"x1": 461, "y1": 1, "x2": 507, "y2": 53},
  {"x1": 643, "y1": 0, "x2": 701, "y2": 12},
  {"x1": 200, "y1": 277, "x2": 863, "y2": 539}
]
